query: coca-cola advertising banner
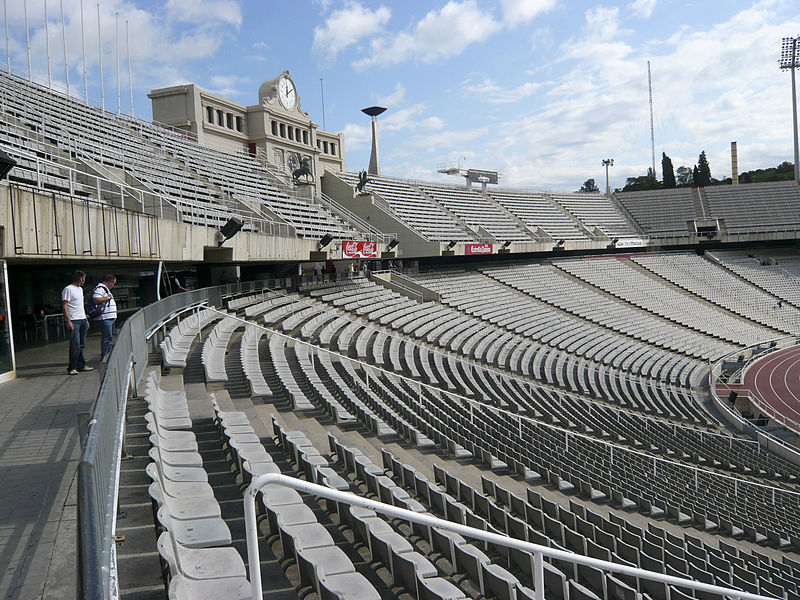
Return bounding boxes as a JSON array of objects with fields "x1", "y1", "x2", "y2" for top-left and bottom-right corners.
[
  {"x1": 465, "y1": 243, "x2": 493, "y2": 255},
  {"x1": 343, "y1": 240, "x2": 378, "y2": 258}
]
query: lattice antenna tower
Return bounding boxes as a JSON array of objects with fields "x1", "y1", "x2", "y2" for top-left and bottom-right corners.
[{"x1": 648, "y1": 61, "x2": 656, "y2": 179}]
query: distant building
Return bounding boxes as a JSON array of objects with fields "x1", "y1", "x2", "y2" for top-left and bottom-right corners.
[{"x1": 148, "y1": 70, "x2": 345, "y2": 184}]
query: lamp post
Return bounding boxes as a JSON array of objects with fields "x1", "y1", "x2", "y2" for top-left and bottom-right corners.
[
  {"x1": 602, "y1": 158, "x2": 614, "y2": 196},
  {"x1": 779, "y1": 36, "x2": 800, "y2": 182}
]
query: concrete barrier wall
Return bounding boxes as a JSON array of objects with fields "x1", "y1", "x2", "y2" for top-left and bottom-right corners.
[{"x1": 0, "y1": 185, "x2": 318, "y2": 263}]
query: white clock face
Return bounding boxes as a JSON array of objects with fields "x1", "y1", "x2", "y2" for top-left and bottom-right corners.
[{"x1": 278, "y1": 77, "x2": 296, "y2": 110}]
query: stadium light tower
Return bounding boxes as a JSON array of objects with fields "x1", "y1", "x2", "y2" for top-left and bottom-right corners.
[
  {"x1": 779, "y1": 36, "x2": 800, "y2": 182},
  {"x1": 602, "y1": 158, "x2": 614, "y2": 196},
  {"x1": 361, "y1": 106, "x2": 386, "y2": 176}
]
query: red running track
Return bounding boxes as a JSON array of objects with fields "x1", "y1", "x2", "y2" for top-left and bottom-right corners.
[{"x1": 740, "y1": 345, "x2": 800, "y2": 430}]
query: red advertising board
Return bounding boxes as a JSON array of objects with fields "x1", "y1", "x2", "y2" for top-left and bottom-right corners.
[
  {"x1": 465, "y1": 243, "x2": 493, "y2": 255},
  {"x1": 343, "y1": 240, "x2": 378, "y2": 258}
]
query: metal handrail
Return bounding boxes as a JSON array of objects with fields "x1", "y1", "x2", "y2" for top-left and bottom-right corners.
[{"x1": 243, "y1": 474, "x2": 779, "y2": 600}]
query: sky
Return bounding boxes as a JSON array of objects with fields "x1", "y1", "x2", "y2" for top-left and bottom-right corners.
[{"x1": 2, "y1": 0, "x2": 799, "y2": 191}]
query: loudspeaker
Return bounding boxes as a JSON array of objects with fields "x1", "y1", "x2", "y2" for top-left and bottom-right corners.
[
  {"x1": 0, "y1": 148, "x2": 16, "y2": 180},
  {"x1": 319, "y1": 233, "x2": 334, "y2": 249},
  {"x1": 727, "y1": 391, "x2": 738, "y2": 404},
  {"x1": 219, "y1": 217, "x2": 244, "y2": 240},
  {"x1": 387, "y1": 239, "x2": 399, "y2": 251}
]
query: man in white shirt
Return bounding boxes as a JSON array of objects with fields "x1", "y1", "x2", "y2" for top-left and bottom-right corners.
[
  {"x1": 62, "y1": 270, "x2": 93, "y2": 375},
  {"x1": 92, "y1": 274, "x2": 117, "y2": 362}
]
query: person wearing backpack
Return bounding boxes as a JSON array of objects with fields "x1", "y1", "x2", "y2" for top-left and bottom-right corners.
[
  {"x1": 91, "y1": 274, "x2": 117, "y2": 362},
  {"x1": 62, "y1": 270, "x2": 92, "y2": 375}
]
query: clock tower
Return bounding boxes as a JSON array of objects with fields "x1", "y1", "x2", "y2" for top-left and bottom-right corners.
[{"x1": 148, "y1": 70, "x2": 346, "y2": 187}]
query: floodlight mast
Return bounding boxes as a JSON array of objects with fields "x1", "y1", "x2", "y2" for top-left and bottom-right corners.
[
  {"x1": 602, "y1": 158, "x2": 614, "y2": 197},
  {"x1": 779, "y1": 36, "x2": 800, "y2": 182}
]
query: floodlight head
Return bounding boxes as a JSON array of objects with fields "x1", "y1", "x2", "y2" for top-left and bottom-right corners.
[
  {"x1": 361, "y1": 106, "x2": 387, "y2": 118},
  {"x1": 0, "y1": 148, "x2": 16, "y2": 180},
  {"x1": 780, "y1": 36, "x2": 800, "y2": 70},
  {"x1": 602, "y1": 158, "x2": 614, "y2": 167}
]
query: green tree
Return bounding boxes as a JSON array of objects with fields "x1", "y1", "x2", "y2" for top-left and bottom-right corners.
[
  {"x1": 579, "y1": 178, "x2": 600, "y2": 193},
  {"x1": 662, "y1": 153, "x2": 676, "y2": 188},
  {"x1": 692, "y1": 165, "x2": 700, "y2": 187},
  {"x1": 676, "y1": 166, "x2": 693, "y2": 186},
  {"x1": 696, "y1": 151, "x2": 711, "y2": 187},
  {"x1": 621, "y1": 169, "x2": 661, "y2": 192}
]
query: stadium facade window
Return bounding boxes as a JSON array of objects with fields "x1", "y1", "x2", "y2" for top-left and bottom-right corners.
[
  {"x1": 236, "y1": 116, "x2": 243, "y2": 132},
  {"x1": 271, "y1": 120, "x2": 277, "y2": 135},
  {"x1": 330, "y1": 142, "x2": 336, "y2": 156},
  {"x1": 206, "y1": 106, "x2": 214, "y2": 123},
  {"x1": 280, "y1": 123, "x2": 285, "y2": 137},
  {"x1": 226, "y1": 113, "x2": 233, "y2": 129},
  {"x1": 303, "y1": 131, "x2": 308, "y2": 144},
  {"x1": 323, "y1": 141, "x2": 329, "y2": 154},
  {"x1": 295, "y1": 127, "x2": 301, "y2": 141},
  {"x1": 288, "y1": 127, "x2": 294, "y2": 141},
  {"x1": 316, "y1": 140, "x2": 320, "y2": 149},
  {"x1": 216, "y1": 109, "x2": 224, "y2": 125}
]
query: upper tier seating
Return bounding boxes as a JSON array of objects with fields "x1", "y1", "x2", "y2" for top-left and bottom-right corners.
[
  {"x1": 414, "y1": 182, "x2": 535, "y2": 242},
  {"x1": 338, "y1": 171, "x2": 473, "y2": 241},
  {"x1": 0, "y1": 70, "x2": 363, "y2": 239},
  {"x1": 551, "y1": 193, "x2": 640, "y2": 239},
  {"x1": 704, "y1": 182, "x2": 800, "y2": 233},
  {"x1": 486, "y1": 188, "x2": 591, "y2": 241},
  {"x1": 615, "y1": 189, "x2": 698, "y2": 236}
]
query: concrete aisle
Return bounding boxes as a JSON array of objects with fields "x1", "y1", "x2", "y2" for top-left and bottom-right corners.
[{"x1": 0, "y1": 335, "x2": 102, "y2": 600}]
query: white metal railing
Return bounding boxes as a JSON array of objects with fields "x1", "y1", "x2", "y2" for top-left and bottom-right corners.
[{"x1": 243, "y1": 474, "x2": 780, "y2": 600}]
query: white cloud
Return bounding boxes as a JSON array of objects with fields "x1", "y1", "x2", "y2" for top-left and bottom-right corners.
[
  {"x1": 464, "y1": 78, "x2": 541, "y2": 104},
  {"x1": 165, "y1": 0, "x2": 242, "y2": 27},
  {"x1": 208, "y1": 74, "x2": 251, "y2": 98},
  {"x1": 628, "y1": 0, "x2": 657, "y2": 19},
  {"x1": 252, "y1": 41, "x2": 268, "y2": 50},
  {"x1": 342, "y1": 123, "x2": 371, "y2": 151},
  {"x1": 500, "y1": 0, "x2": 557, "y2": 26},
  {"x1": 374, "y1": 83, "x2": 406, "y2": 107},
  {"x1": 353, "y1": 1, "x2": 501, "y2": 69},
  {"x1": 312, "y1": 2, "x2": 391, "y2": 62}
]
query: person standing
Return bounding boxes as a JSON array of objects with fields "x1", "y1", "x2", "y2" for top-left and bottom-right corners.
[
  {"x1": 92, "y1": 274, "x2": 117, "y2": 362},
  {"x1": 172, "y1": 275, "x2": 187, "y2": 293},
  {"x1": 62, "y1": 270, "x2": 92, "y2": 375}
]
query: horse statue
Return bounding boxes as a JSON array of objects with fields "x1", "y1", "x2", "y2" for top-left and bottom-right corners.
[
  {"x1": 292, "y1": 157, "x2": 313, "y2": 184},
  {"x1": 355, "y1": 170, "x2": 372, "y2": 194}
]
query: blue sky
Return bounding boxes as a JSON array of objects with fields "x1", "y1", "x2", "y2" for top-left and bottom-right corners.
[{"x1": 3, "y1": 0, "x2": 800, "y2": 190}]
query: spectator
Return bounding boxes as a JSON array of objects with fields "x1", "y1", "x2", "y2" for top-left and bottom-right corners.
[
  {"x1": 172, "y1": 275, "x2": 187, "y2": 293},
  {"x1": 92, "y1": 274, "x2": 117, "y2": 362},
  {"x1": 62, "y1": 270, "x2": 92, "y2": 375}
]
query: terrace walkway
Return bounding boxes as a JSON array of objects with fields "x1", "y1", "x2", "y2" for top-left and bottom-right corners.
[{"x1": 0, "y1": 336, "x2": 102, "y2": 600}]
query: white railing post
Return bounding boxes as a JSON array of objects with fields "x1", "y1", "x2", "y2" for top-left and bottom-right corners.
[{"x1": 533, "y1": 551, "x2": 544, "y2": 600}]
